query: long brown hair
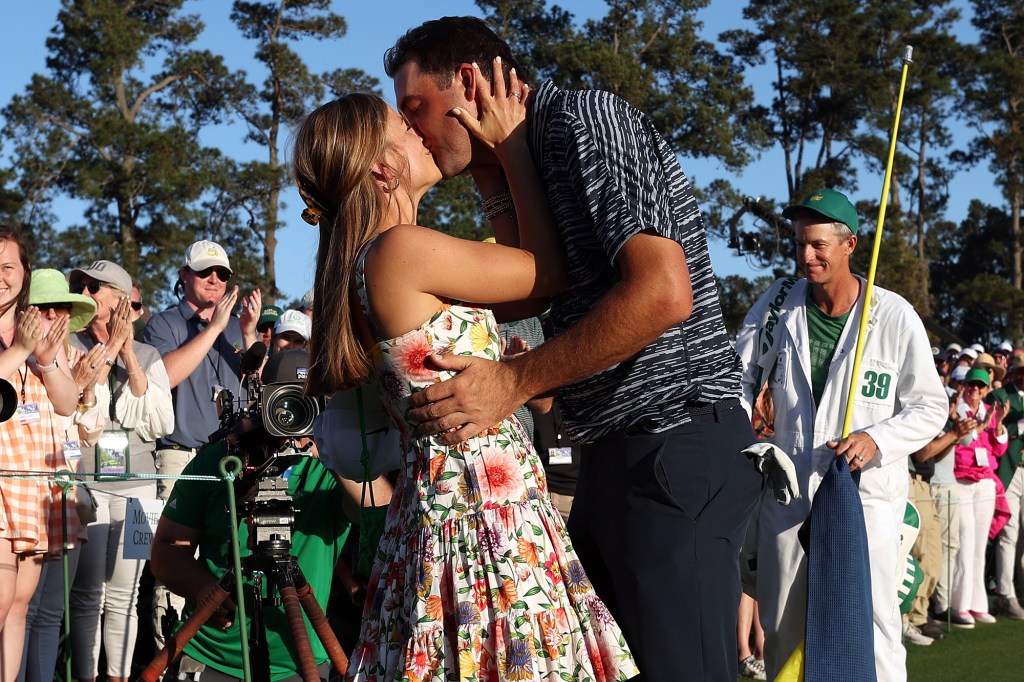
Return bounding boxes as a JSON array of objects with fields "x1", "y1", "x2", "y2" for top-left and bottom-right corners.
[
  {"x1": 292, "y1": 94, "x2": 392, "y2": 396},
  {"x1": 0, "y1": 226, "x2": 32, "y2": 321}
]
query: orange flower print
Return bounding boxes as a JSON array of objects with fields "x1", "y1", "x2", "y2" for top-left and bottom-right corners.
[
  {"x1": 425, "y1": 595, "x2": 444, "y2": 622},
  {"x1": 393, "y1": 330, "x2": 435, "y2": 382},
  {"x1": 495, "y1": 578, "x2": 518, "y2": 612},
  {"x1": 429, "y1": 453, "x2": 446, "y2": 483},
  {"x1": 538, "y1": 611, "x2": 563, "y2": 658},
  {"x1": 517, "y1": 538, "x2": 540, "y2": 567},
  {"x1": 475, "y1": 448, "x2": 526, "y2": 503}
]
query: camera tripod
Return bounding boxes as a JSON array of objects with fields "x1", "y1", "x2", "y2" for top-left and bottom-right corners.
[{"x1": 138, "y1": 453, "x2": 349, "y2": 682}]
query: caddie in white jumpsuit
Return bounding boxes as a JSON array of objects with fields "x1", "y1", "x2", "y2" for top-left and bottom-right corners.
[{"x1": 735, "y1": 188, "x2": 947, "y2": 682}]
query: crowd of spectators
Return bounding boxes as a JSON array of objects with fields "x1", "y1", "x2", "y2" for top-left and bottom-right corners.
[{"x1": 899, "y1": 341, "x2": 1024, "y2": 648}]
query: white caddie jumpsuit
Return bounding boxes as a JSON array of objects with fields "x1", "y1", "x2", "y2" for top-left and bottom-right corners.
[{"x1": 736, "y1": 277, "x2": 947, "y2": 682}]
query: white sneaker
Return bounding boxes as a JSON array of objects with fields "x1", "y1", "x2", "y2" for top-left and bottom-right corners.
[
  {"x1": 739, "y1": 655, "x2": 767, "y2": 680},
  {"x1": 971, "y1": 610, "x2": 997, "y2": 624},
  {"x1": 903, "y1": 622, "x2": 934, "y2": 646}
]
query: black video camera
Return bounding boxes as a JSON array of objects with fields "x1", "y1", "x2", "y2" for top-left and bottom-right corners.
[{"x1": 211, "y1": 347, "x2": 323, "y2": 444}]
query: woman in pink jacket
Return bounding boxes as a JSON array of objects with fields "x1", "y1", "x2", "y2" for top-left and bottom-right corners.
[{"x1": 951, "y1": 368, "x2": 1008, "y2": 627}]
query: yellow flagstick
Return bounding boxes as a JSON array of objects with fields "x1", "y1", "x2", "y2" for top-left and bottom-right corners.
[
  {"x1": 776, "y1": 46, "x2": 914, "y2": 682},
  {"x1": 841, "y1": 45, "x2": 915, "y2": 440}
]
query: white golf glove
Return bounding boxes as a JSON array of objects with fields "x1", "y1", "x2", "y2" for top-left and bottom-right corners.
[{"x1": 742, "y1": 442, "x2": 800, "y2": 506}]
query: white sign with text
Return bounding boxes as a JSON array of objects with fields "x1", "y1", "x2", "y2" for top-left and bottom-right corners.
[{"x1": 123, "y1": 498, "x2": 165, "y2": 560}]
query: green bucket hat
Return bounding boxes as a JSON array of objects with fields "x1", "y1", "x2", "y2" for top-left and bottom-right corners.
[
  {"x1": 28, "y1": 269, "x2": 97, "y2": 333},
  {"x1": 964, "y1": 367, "x2": 991, "y2": 387},
  {"x1": 783, "y1": 188, "x2": 859, "y2": 234}
]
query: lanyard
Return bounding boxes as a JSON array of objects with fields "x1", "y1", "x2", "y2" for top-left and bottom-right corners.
[{"x1": 189, "y1": 314, "x2": 226, "y2": 387}]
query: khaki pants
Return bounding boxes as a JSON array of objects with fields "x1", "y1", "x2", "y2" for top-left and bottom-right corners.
[{"x1": 908, "y1": 477, "x2": 941, "y2": 625}]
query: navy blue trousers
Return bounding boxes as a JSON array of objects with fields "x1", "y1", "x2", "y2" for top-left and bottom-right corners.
[{"x1": 568, "y1": 400, "x2": 762, "y2": 682}]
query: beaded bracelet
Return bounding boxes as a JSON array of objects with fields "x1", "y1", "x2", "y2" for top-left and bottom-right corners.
[{"x1": 481, "y1": 191, "x2": 514, "y2": 221}]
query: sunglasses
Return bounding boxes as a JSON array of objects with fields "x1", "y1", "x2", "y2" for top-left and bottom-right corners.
[
  {"x1": 130, "y1": 301, "x2": 143, "y2": 311},
  {"x1": 191, "y1": 267, "x2": 231, "y2": 282},
  {"x1": 35, "y1": 302, "x2": 73, "y2": 313},
  {"x1": 70, "y1": 281, "x2": 117, "y2": 295}
]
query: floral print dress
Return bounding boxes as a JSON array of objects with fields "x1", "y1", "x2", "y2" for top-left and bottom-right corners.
[{"x1": 346, "y1": 244, "x2": 637, "y2": 682}]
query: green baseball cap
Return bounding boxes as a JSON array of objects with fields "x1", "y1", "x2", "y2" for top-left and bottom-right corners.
[
  {"x1": 257, "y1": 305, "x2": 283, "y2": 330},
  {"x1": 964, "y1": 367, "x2": 991, "y2": 387},
  {"x1": 783, "y1": 188, "x2": 859, "y2": 234}
]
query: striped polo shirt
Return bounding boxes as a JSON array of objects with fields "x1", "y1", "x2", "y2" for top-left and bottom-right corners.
[{"x1": 528, "y1": 81, "x2": 742, "y2": 443}]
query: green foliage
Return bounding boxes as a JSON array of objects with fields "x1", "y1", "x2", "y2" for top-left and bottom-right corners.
[
  {"x1": 419, "y1": 175, "x2": 490, "y2": 241},
  {"x1": 478, "y1": 0, "x2": 766, "y2": 169},
  {"x1": 928, "y1": 200, "x2": 1024, "y2": 343},
  {"x1": 0, "y1": 0, "x2": 238, "y2": 308},
  {"x1": 716, "y1": 274, "x2": 774, "y2": 335}
]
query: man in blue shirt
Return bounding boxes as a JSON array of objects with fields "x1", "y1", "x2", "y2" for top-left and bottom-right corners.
[
  {"x1": 143, "y1": 239, "x2": 261, "y2": 647},
  {"x1": 387, "y1": 17, "x2": 761, "y2": 682}
]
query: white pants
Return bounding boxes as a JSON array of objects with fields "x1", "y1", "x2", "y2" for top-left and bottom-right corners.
[
  {"x1": 952, "y1": 478, "x2": 996, "y2": 613},
  {"x1": 930, "y1": 482, "x2": 960, "y2": 613},
  {"x1": 996, "y1": 466, "x2": 1024, "y2": 598},
  {"x1": 152, "y1": 447, "x2": 195, "y2": 649},
  {"x1": 70, "y1": 481, "x2": 155, "y2": 678},
  {"x1": 758, "y1": 460, "x2": 907, "y2": 682}
]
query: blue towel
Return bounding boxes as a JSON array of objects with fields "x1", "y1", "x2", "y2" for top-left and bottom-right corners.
[{"x1": 803, "y1": 457, "x2": 877, "y2": 682}]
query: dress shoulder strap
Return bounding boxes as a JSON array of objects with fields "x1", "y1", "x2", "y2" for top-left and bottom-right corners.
[{"x1": 353, "y1": 236, "x2": 383, "y2": 340}]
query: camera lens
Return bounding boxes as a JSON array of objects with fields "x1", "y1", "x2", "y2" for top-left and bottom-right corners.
[
  {"x1": 262, "y1": 384, "x2": 321, "y2": 438},
  {"x1": 274, "y1": 396, "x2": 309, "y2": 428}
]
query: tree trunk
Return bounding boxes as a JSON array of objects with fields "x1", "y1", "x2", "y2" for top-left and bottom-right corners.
[{"x1": 1013, "y1": 185, "x2": 1022, "y2": 341}]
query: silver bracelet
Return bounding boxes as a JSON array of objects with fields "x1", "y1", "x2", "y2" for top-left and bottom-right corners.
[{"x1": 481, "y1": 191, "x2": 514, "y2": 221}]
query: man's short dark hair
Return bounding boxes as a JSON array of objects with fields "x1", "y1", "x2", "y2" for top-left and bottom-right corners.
[{"x1": 384, "y1": 16, "x2": 523, "y2": 90}]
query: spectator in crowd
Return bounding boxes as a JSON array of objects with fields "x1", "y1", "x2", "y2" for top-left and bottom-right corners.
[
  {"x1": 256, "y1": 304, "x2": 281, "y2": 348},
  {"x1": 0, "y1": 229, "x2": 91, "y2": 682},
  {"x1": 987, "y1": 355, "x2": 1024, "y2": 620},
  {"x1": 130, "y1": 283, "x2": 149, "y2": 337},
  {"x1": 736, "y1": 188, "x2": 946, "y2": 682},
  {"x1": 388, "y1": 18, "x2": 758, "y2": 681},
  {"x1": 903, "y1": 384, "x2": 958, "y2": 645},
  {"x1": 19, "y1": 269, "x2": 102, "y2": 682},
  {"x1": 272, "y1": 309, "x2": 311, "y2": 353},
  {"x1": 949, "y1": 368, "x2": 1008, "y2": 627},
  {"x1": 67, "y1": 260, "x2": 174, "y2": 682},
  {"x1": 993, "y1": 341, "x2": 1013, "y2": 372},
  {"x1": 974, "y1": 352, "x2": 1005, "y2": 390},
  {"x1": 934, "y1": 347, "x2": 950, "y2": 382},
  {"x1": 142, "y1": 239, "x2": 260, "y2": 646},
  {"x1": 151, "y1": 350, "x2": 353, "y2": 681},
  {"x1": 915, "y1": 388, "x2": 977, "y2": 632},
  {"x1": 737, "y1": 592, "x2": 765, "y2": 679},
  {"x1": 299, "y1": 288, "x2": 314, "y2": 319}
]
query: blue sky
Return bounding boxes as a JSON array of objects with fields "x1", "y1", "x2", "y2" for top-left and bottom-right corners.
[{"x1": 0, "y1": 1, "x2": 1000, "y2": 304}]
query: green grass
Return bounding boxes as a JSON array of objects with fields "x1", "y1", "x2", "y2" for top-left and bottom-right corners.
[{"x1": 907, "y1": 616, "x2": 1024, "y2": 681}]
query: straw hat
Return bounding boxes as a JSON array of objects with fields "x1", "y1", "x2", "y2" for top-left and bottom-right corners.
[{"x1": 974, "y1": 352, "x2": 1006, "y2": 383}]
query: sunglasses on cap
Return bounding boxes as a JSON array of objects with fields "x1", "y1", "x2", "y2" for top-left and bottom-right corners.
[
  {"x1": 190, "y1": 266, "x2": 231, "y2": 282},
  {"x1": 70, "y1": 280, "x2": 118, "y2": 295},
  {"x1": 35, "y1": 302, "x2": 73, "y2": 313}
]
